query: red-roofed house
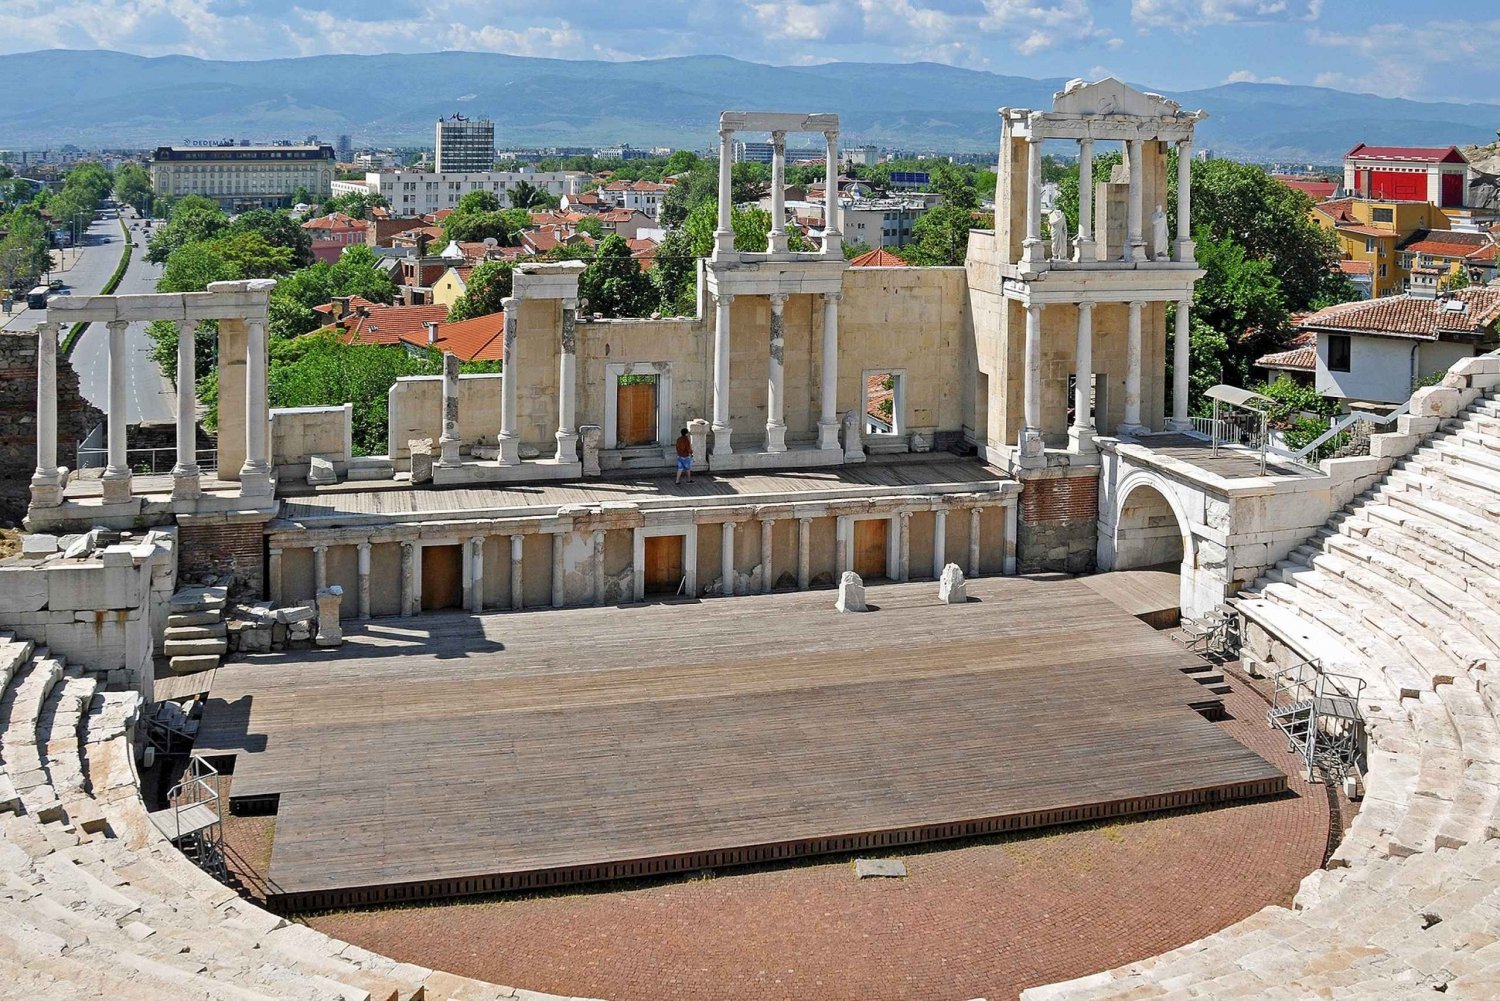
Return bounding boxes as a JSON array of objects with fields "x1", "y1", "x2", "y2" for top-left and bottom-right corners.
[
  {"x1": 310, "y1": 296, "x2": 450, "y2": 347},
  {"x1": 848, "y1": 248, "x2": 908, "y2": 268},
  {"x1": 1253, "y1": 330, "x2": 1318, "y2": 385},
  {"x1": 1397, "y1": 229, "x2": 1499, "y2": 292},
  {"x1": 1344, "y1": 144, "x2": 1470, "y2": 207},
  {"x1": 1272, "y1": 175, "x2": 1340, "y2": 201},
  {"x1": 401, "y1": 313, "x2": 507, "y2": 362},
  {"x1": 596, "y1": 208, "x2": 653, "y2": 240},
  {"x1": 599, "y1": 179, "x2": 670, "y2": 219},
  {"x1": 301, "y1": 212, "x2": 369, "y2": 262}
]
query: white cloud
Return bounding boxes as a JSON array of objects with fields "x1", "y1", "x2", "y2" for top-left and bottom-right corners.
[
  {"x1": 1223, "y1": 69, "x2": 1289, "y2": 84},
  {"x1": 1132, "y1": 0, "x2": 1322, "y2": 30},
  {"x1": 1306, "y1": 20, "x2": 1500, "y2": 99}
]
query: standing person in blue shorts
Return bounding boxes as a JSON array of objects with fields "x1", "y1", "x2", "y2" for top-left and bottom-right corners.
[{"x1": 674, "y1": 427, "x2": 694, "y2": 484}]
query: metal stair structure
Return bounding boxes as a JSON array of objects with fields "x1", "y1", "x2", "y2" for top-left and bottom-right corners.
[
  {"x1": 1266, "y1": 657, "x2": 1365, "y2": 782},
  {"x1": 146, "y1": 754, "x2": 227, "y2": 881}
]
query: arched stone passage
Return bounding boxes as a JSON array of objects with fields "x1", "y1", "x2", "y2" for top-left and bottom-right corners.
[{"x1": 1107, "y1": 471, "x2": 1196, "y2": 614}]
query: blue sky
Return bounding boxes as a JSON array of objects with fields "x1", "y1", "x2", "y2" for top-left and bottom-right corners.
[{"x1": 2, "y1": 0, "x2": 1493, "y2": 104}]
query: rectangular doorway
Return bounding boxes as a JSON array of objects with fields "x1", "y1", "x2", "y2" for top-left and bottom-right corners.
[
  {"x1": 643, "y1": 534, "x2": 686, "y2": 596},
  {"x1": 853, "y1": 519, "x2": 889, "y2": 580},
  {"x1": 616, "y1": 375, "x2": 659, "y2": 447},
  {"x1": 421, "y1": 544, "x2": 463, "y2": 611}
]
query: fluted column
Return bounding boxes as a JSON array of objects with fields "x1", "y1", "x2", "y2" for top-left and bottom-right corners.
[
  {"x1": 497, "y1": 296, "x2": 520, "y2": 465},
  {"x1": 356, "y1": 542, "x2": 371, "y2": 619},
  {"x1": 1070, "y1": 301, "x2": 1096, "y2": 455},
  {"x1": 712, "y1": 292, "x2": 733, "y2": 455},
  {"x1": 29, "y1": 321, "x2": 62, "y2": 508},
  {"x1": 822, "y1": 130, "x2": 842, "y2": 256},
  {"x1": 1170, "y1": 298, "x2": 1193, "y2": 431},
  {"x1": 818, "y1": 292, "x2": 841, "y2": 450},
  {"x1": 172, "y1": 319, "x2": 202, "y2": 500},
  {"x1": 1021, "y1": 134, "x2": 1044, "y2": 265},
  {"x1": 1121, "y1": 300, "x2": 1147, "y2": 436},
  {"x1": 797, "y1": 516, "x2": 811, "y2": 590},
  {"x1": 768, "y1": 131, "x2": 788, "y2": 254},
  {"x1": 239, "y1": 317, "x2": 272, "y2": 497},
  {"x1": 437, "y1": 351, "x2": 462, "y2": 468},
  {"x1": 1076, "y1": 138, "x2": 1096, "y2": 262},
  {"x1": 766, "y1": 293, "x2": 788, "y2": 453},
  {"x1": 101, "y1": 319, "x2": 132, "y2": 504},
  {"x1": 1176, "y1": 139, "x2": 1195, "y2": 263},
  {"x1": 721, "y1": 521, "x2": 736, "y2": 597},
  {"x1": 714, "y1": 128, "x2": 735, "y2": 258},
  {"x1": 554, "y1": 299, "x2": 578, "y2": 464},
  {"x1": 1126, "y1": 139, "x2": 1145, "y2": 263}
]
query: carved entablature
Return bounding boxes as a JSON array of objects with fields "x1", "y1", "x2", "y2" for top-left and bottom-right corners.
[{"x1": 1002, "y1": 77, "x2": 1207, "y2": 143}]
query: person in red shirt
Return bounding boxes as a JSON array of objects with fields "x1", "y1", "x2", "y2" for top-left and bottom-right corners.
[{"x1": 674, "y1": 428, "x2": 694, "y2": 484}]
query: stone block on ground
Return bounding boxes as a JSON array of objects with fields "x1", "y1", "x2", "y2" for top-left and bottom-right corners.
[
  {"x1": 855, "y1": 858, "x2": 907, "y2": 879},
  {"x1": 408, "y1": 438, "x2": 434, "y2": 484},
  {"x1": 169, "y1": 655, "x2": 219, "y2": 675},
  {"x1": 162, "y1": 637, "x2": 227, "y2": 658},
  {"x1": 21, "y1": 534, "x2": 59, "y2": 557},
  {"x1": 315, "y1": 586, "x2": 344, "y2": 648},
  {"x1": 169, "y1": 585, "x2": 227, "y2": 613},
  {"x1": 164, "y1": 623, "x2": 227, "y2": 641},
  {"x1": 167, "y1": 609, "x2": 221, "y2": 628},
  {"x1": 836, "y1": 571, "x2": 867, "y2": 613},
  {"x1": 939, "y1": 563, "x2": 967, "y2": 604},
  {"x1": 306, "y1": 455, "x2": 337, "y2": 486}
]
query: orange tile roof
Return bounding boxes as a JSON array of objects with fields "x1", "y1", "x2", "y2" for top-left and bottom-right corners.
[
  {"x1": 401, "y1": 312, "x2": 506, "y2": 361},
  {"x1": 848, "y1": 248, "x2": 908, "y2": 267},
  {"x1": 1255, "y1": 330, "x2": 1317, "y2": 372},
  {"x1": 1399, "y1": 229, "x2": 1497, "y2": 261},
  {"x1": 1300, "y1": 287, "x2": 1500, "y2": 341},
  {"x1": 301, "y1": 212, "x2": 367, "y2": 233},
  {"x1": 1337, "y1": 260, "x2": 1374, "y2": 275},
  {"x1": 312, "y1": 300, "x2": 450, "y2": 346},
  {"x1": 1274, "y1": 176, "x2": 1339, "y2": 201},
  {"x1": 1335, "y1": 224, "x2": 1395, "y2": 239}
]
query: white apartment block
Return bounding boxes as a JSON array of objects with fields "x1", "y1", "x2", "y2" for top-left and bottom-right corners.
[
  {"x1": 840, "y1": 198, "x2": 931, "y2": 248},
  {"x1": 350, "y1": 170, "x2": 590, "y2": 215}
]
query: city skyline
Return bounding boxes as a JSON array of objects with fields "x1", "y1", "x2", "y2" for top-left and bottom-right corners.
[{"x1": 0, "y1": 1, "x2": 1494, "y2": 106}]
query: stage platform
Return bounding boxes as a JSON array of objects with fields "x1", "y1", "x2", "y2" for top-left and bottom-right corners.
[
  {"x1": 1081, "y1": 567, "x2": 1183, "y2": 629},
  {"x1": 195, "y1": 576, "x2": 1286, "y2": 912}
]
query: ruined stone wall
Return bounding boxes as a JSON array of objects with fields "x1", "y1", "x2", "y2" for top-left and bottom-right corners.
[
  {"x1": 0, "y1": 331, "x2": 102, "y2": 524},
  {"x1": 177, "y1": 516, "x2": 267, "y2": 598},
  {"x1": 1016, "y1": 467, "x2": 1100, "y2": 574}
]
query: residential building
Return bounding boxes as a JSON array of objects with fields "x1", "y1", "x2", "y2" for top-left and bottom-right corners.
[
  {"x1": 352, "y1": 170, "x2": 589, "y2": 216},
  {"x1": 1396, "y1": 229, "x2": 1498, "y2": 290},
  {"x1": 1344, "y1": 144, "x2": 1469, "y2": 209},
  {"x1": 1273, "y1": 174, "x2": 1340, "y2": 201},
  {"x1": 596, "y1": 208, "x2": 654, "y2": 240},
  {"x1": 841, "y1": 197, "x2": 930, "y2": 249},
  {"x1": 1312, "y1": 197, "x2": 1450, "y2": 298},
  {"x1": 733, "y1": 140, "x2": 823, "y2": 164},
  {"x1": 311, "y1": 295, "x2": 450, "y2": 346},
  {"x1": 434, "y1": 114, "x2": 495, "y2": 173},
  {"x1": 848, "y1": 247, "x2": 908, "y2": 267},
  {"x1": 1298, "y1": 287, "x2": 1500, "y2": 407},
  {"x1": 1337, "y1": 260, "x2": 1373, "y2": 299},
  {"x1": 431, "y1": 265, "x2": 476, "y2": 311},
  {"x1": 301, "y1": 212, "x2": 368, "y2": 262},
  {"x1": 148, "y1": 143, "x2": 336, "y2": 211},
  {"x1": 1253, "y1": 329, "x2": 1316, "y2": 385},
  {"x1": 336, "y1": 134, "x2": 353, "y2": 162},
  {"x1": 598, "y1": 179, "x2": 671, "y2": 220}
]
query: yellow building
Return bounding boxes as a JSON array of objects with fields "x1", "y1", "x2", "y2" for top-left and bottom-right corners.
[
  {"x1": 1312, "y1": 197, "x2": 1449, "y2": 297},
  {"x1": 430, "y1": 266, "x2": 474, "y2": 311}
]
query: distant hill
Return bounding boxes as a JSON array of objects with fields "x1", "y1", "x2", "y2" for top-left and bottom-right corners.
[{"x1": 3, "y1": 49, "x2": 1497, "y2": 163}]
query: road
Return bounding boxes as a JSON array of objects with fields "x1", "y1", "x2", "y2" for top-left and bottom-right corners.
[{"x1": 65, "y1": 206, "x2": 176, "y2": 427}]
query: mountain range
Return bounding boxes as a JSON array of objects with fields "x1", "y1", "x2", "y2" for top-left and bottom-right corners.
[{"x1": 4, "y1": 49, "x2": 1498, "y2": 164}]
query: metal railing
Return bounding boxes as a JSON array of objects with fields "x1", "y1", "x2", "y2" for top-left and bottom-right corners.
[
  {"x1": 1270, "y1": 402, "x2": 1410, "y2": 469},
  {"x1": 163, "y1": 754, "x2": 228, "y2": 880},
  {"x1": 76, "y1": 446, "x2": 218, "y2": 475}
]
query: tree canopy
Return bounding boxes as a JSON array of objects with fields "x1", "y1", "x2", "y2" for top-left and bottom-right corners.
[
  {"x1": 579, "y1": 234, "x2": 655, "y2": 318},
  {"x1": 113, "y1": 163, "x2": 153, "y2": 214},
  {"x1": 228, "y1": 208, "x2": 314, "y2": 269},
  {"x1": 145, "y1": 196, "x2": 228, "y2": 264},
  {"x1": 446, "y1": 259, "x2": 515, "y2": 322}
]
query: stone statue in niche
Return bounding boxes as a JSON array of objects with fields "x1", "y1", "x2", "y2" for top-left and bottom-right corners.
[
  {"x1": 1047, "y1": 206, "x2": 1068, "y2": 261},
  {"x1": 1152, "y1": 205, "x2": 1170, "y2": 261}
]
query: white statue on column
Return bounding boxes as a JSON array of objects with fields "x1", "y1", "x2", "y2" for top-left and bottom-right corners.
[
  {"x1": 1047, "y1": 206, "x2": 1068, "y2": 261},
  {"x1": 1151, "y1": 205, "x2": 1170, "y2": 262}
]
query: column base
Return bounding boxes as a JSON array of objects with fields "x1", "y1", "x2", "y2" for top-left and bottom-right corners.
[
  {"x1": 767, "y1": 234, "x2": 789, "y2": 255},
  {"x1": 29, "y1": 470, "x2": 64, "y2": 509},
  {"x1": 497, "y1": 433, "x2": 520, "y2": 466},
  {"x1": 1068, "y1": 425, "x2": 1098, "y2": 455},
  {"x1": 816, "y1": 420, "x2": 841, "y2": 451},
  {"x1": 437, "y1": 438, "x2": 463, "y2": 469},
  {"x1": 1129, "y1": 240, "x2": 1147, "y2": 261},
  {"x1": 553, "y1": 431, "x2": 579, "y2": 464},
  {"x1": 1020, "y1": 239, "x2": 1047, "y2": 265},
  {"x1": 1116, "y1": 422, "x2": 1150, "y2": 440},
  {"x1": 238, "y1": 462, "x2": 274, "y2": 498},
  {"x1": 712, "y1": 231, "x2": 735, "y2": 259},
  {"x1": 171, "y1": 467, "x2": 202, "y2": 501},
  {"x1": 711, "y1": 424, "x2": 733, "y2": 456},
  {"x1": 822, "y1": 235, "x2": 842, "y2": 257},
  {"x1": 765, "y1": 423, "x2": 787, "y2": 453},
  {"x1": 1166, "y1": 416, "x2": 1194, "y2": 433},
  {"x1": 1175, "y1": 239, "x2": 1196, "y2": 263},
  {"x1": 1072, "y1": 239, "x2": 1097, "y2": 263},
  {"x1": 101, "y1": 470, "x2": 133, "y2": 504}
]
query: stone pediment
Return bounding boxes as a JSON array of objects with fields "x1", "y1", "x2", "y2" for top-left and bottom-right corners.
[{"x1": 1053, "y1": 78, "x2": 1185, "y2": 119}]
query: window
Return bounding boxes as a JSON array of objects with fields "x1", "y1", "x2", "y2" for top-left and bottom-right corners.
[
  {"x1": 1373, "y1": 207, "x2": 1394, "y2": 223},
  {"x1": 863, "y1": 370, "x2": 903, "y2": 435},
  {"x1": 1379, "y1": 263, "x2": 1388, "y2": 278},
  {"x1": 1327, "y1": 334, "x2": 1352, "y2": 373},
  {"x1": 1365, "y1": 238, "x2": 1376, "y2": 254}
]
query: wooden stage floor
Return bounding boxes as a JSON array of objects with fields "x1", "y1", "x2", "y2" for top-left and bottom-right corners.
[{"x1": 196, "y1": 575, "x2": 1286, "y2": 911}]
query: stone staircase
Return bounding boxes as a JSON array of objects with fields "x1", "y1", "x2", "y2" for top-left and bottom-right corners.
[
  {"x1": 163, "y1": 584, "x2": 228, "y2": 676},
  {"x1": 0, "y1": 630, "x2": 599, "y2": 1001},
  {"x1": 1021, "y1": 376, "x2": 1500, "y2": 998}
]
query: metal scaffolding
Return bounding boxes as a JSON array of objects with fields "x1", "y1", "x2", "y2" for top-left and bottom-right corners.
[{"x1": 1267, "y1": 657, "x2": 1365, "y2": 781}]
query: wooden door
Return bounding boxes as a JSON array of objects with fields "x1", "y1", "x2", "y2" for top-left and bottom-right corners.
[
  {"x1": 616, "y1": 379, "x2": 658, "y2": 446},
  {"x1": 420, "y1": 544, "x2": 463, "y2": 611},
  {"x1": 643, "y1": 534, "x2": 685, "y2": 595},
  {"x1": 853, "y1": 519, "x2": 889, "y2": 580}
]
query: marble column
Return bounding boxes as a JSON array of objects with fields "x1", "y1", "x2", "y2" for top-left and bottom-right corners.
[
  {"x1": 356, "y1": 542, "x2": 371, "y2": 619},
  {"x1": 898, "y1": 512, "x2": 911, "y2": 583},
  {"x1": 1075, "y1": 138, "x2": 1096, "y2": 263},
  {"x1": 399, "y1": 542, "x2": 416, "y2": 618},
  {"x1": 768, "y1": 131, "x2": 788, "y2": 254},
  {"x1": 29, "y1": 321, "x2": 62, "y2": 508},
  {"x1": 931, "y1": 510, "x2": 947, "y2": 580},
  {"x1": 592, "y1": 529, "x2": 606, "y2": 607},
  {"x1": 437, "y1": 351, "x2": 462, "y2": 468},
  {"x1": 760, "y1": 519, "x2": 774, "y2": 593},
  {"x1": 313, "y1": 544, "x2": 328, "y2": 591},
  {"x1": 240, "y1": 318, "x2": 272, "y2": 497},
  {"x1": 498, "y1": 296, "x2": 520, "y2": 465},
  {"x1": 835, "y1": 516, "x2": 849, "y2": 576},
  {"x1": 1121, "y1": 300, "x2": 1147, "y2": 436},
  {"x1": 101, "y1": 319, "x2": 132, "y2": 504},
  {"x1": 554, "y1": 299, "x2": 578, "y2": 464},
  {"x1": 1004, "y1": 504, "x2": 1019, "y2": 576},
  {"x1": 1126, "y1": 139, "x2": 1145, "y2": 263},
  {"x1": 1170, "y1": 298, "x2": 1193, "y2": 431},
  {"x1": 510, "y1": 534, "x2": 524, "y2": 610},
  {"x1": 268, "y1": 546, "x2": 284, "y2": 606},
  {"x1": 1022, "y1": 135, "x2": 1045, "y2": 265},
  {"x1": 1176, "y1": 139, "x2": 1195, "y2": 263},
  {"x1": 822, "y1": 130, "x2": 842, "y2": 256},
  {"x1": 712, "y1": 292, "x2": 733, "y2": 455},
  {"x1": 1023, "y1": 304, "x2": 1043, "y2": 432},
  {"x1": 968, "y1": 508, "x2": 982, "y2": 578},
  {"x1": 720, "y1": 521, "x2": 736, "y2": 596},
  {"x1": 172, "y1": 319, "x2": 202, "y2": 500},
  {"x1": 766, "y1": 293, "x2": 788, "y2": 453},
  {"x1": 1070, "y1": 301, "x2": 1096, "y2": 454},
  {"x1": 470, "y1": 536, "x2": 485, "y2": 613},
  {"x1": 818, "y1": 292, "x2": 841, "y2": 450},
  {"x1": 551, "y1": 531, "x2": 565, "y2": 608},
  {"x1": 714, "y1": 128, "x2": 735, "y2": 258},
  {"x1": 797, "y1": 517, "x2": 811, "y2": 590}
]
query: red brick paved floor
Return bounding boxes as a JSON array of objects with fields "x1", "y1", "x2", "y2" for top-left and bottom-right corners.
[{"x1": 219, "y1": 667, "x2": 1344, "y2": 1001}]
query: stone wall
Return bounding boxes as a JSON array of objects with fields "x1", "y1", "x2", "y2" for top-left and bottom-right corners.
[
  {"x1": 176, "y1": 515, "x2": 267, "y2": 598},
  {"x1": 1015, "y1": 466, "x2": 1100, "y2": 574},
  {"x1": 0, "y1": 330, "x2": 102, "y2": 524},
  {"x1": 388, "y1": 374, "x2": 503, "y2": 462},
  {"x1": 271, "y1": 404, "x2": 352, "y2": 474}
]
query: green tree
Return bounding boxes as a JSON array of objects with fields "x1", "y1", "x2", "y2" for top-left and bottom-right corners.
[
  {"x1": 443, "y1": 206, "x2": 530, "y2": 245},
  {"x1": 931, "y1": 162, "x2": 978, "y2": 211},
  {"x1": 0, "y1": 208, "x2": 52, "y2": 288},
  {"x1": 574, "y1": 216, "x2": 605, "y2": 239},
  {"x1": 1440, "y1": 267, "x2": 1472, "y2": 292},
  {"x1": 321, "y1": 191, "x2": 389, "y2": 219},
  {"x1": 682, "y1": 201, "x2": 805, "y2": 256},
  {"x1": 145, "y1": 196, "x2": 227, "y2": 264},
  {"x1": 291, "y1": 184, "x2": 313, "y2": 207},
  {"x1": 113, "y1": 163, "x2": 153, "y2": 214},
  {"x1": 455, "y1": 190, "x2": 502, "y2": 215},
  {"x1": 579, "y1": 234, "x2": 655, "y2": 318},
  {"x1": 508, "y1": 180, "x2": 559, "y2": 210},
  {"x1": 899, "y1": 205, "x2": 992, "y2": 266},
  {"x1": 229, "y1": 208, "x2": 314, "y2": 268},
  {"x1": 446, "y1": 260, "x2": 515, "y2": 321},
  {"x1": 266, "y1": 243, "x2": 395, "y2": 340},
  {"x1": 1191, "y1": 233, "x2": 1290, "y2": 386},
  {"x1": 651, "y1": 227, "x2": 697, "y2": 316},
  {"x1": 841, "y1": 240, "x2": 874, "y2": 260}
]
